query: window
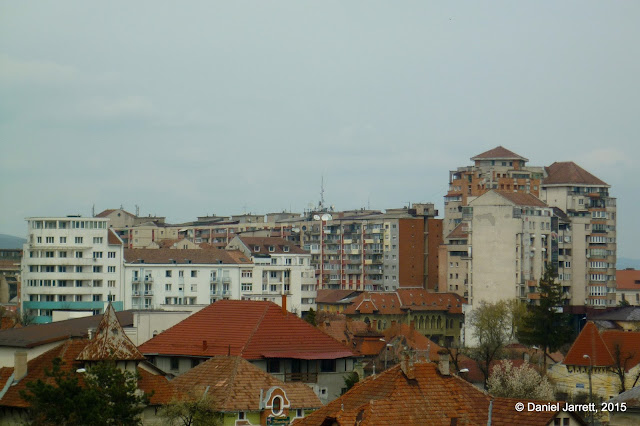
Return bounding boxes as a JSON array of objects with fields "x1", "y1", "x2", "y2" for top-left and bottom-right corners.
[
  {"x1": 108, "y1": 251, "x2": 116, "y2": 258},
  {"x1": 170, "y1": 357, "x2": 179, "y2": 371},
  {"x1": 564, "y1": 261, "x2": 571, "y2": 268},
  {"x1": 285, "y1": 258, "x2": 292, "y2": 265},
  {"x1": 165, "y1": 270, "x2": 172, "y2": 277},
  {"x1": 242, "y1": 283, "x2": 252, "y2": 291},
  {"x1": 58, "y1": 266, "x2": 66, "y2": 272},
  {"x1": 269, "y1": 245, "x2": 275, "y2": 252},
  {"x1": 267, "y1": 359, "x2": 280, "y2": 373},
  {"x1": 37, "y1": 237, "x2": 42, "y2": 243},
  {"x1": 75, "y1": 237, "x2": 83, "y2": 244},
  {"x1": 45, "y1": 251, "x2": 54, "y2": 258},
  {"x1": 75, "y1": 251, "x2": 83, "y2": 258},
  {"x1": 283, "y1": 246, "x2": 290, "y2": 253},
  {"x1": 270, "y1": 285, "x2": 277, "y2": 292},
  {"x1": 238, "y1": 412, "x2": 246, "y2": 420},
  {"x1": 179, "y1": 270, "x2": 184, "y2": 277},
  {"x1": 321, "y1": 359, "x2": 336, "y2": 372},
  {"x1": 108, "y1": 280, "x2": 115, "y2": 287},
  {"x1": 271, "y1": 258, "x2": 277, "y2": 265},
  {"x1": 107, "y1": 295, "x2": 115, "y2": 302},
  {"x1": 45, "y1": 237, "x2": 54, "y2": 243},
  {"x1": 93, "y1": 251, "x2": 103, "y2": 259},
  {"x1": 92, "y1": 294, "x2": 102, "y2": 301},
  {"x1": 190, "y1": 284, "x2": 197, "y2": 292},
  {"x1": 76, "y1": 266, "x2": 83, "y2": 273},
  {"x1": 93, "y1": 266, "x2": 102, "y2": 273},
  {"x1": 270, "y1": 271, "x2": 278, "y2": 278},
  {"x1": 93, "y1": 237, "x2": 103, "y2": 244},
  {"x1": 59, "y1": 251, "x2": 67, "y2": 258},
  {"x1": 166, "y1": 284, "x2": 172, "y2": 291},
  {"x1": 241, "y1": 270, "x2": 252, "y2": 278},
  {"x1": 191, "y1": 270, "x2": 197, "y2": 278},
  {"x1": 107, "y1": 266, "x2": 116, "y2": 273}
]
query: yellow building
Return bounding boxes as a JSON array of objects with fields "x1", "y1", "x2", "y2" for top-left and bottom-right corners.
[{"x1": 549, "y1": 322, "x2": 640, "y2": 401}]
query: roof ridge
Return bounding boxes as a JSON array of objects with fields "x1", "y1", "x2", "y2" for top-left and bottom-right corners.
[
  {"x1": 243, "y1": 304, "x2": 272, "y2": 357},
  {"x1": 218, "y1": 356, "x2": 240, "y2": 409}
]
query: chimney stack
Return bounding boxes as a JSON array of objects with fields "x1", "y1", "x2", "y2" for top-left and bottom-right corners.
[
  {"x1": 400, "y1": 353, "x2": 415, "y2": 379},
  {"x1": 438, "y1": 350, "x2": 450, "y2": 376},
  {"x1": 281, "y1": 294, "x2": 287, "y2": 315},
  {"x1": 14, "y1": 351, "x2": 27, "y2": 381}
]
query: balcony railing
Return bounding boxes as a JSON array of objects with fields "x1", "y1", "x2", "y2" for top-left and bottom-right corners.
[{"x1": 284, "y1": 372, "x2": 318, "y2": 383}]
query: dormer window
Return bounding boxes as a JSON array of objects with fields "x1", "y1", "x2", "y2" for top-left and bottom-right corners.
[
  {"x1": 269, "y1": 245, "x2": 275, "y2": 252},
  {"x1": 283, "y1": 246, "x2": 290, "y2": 253},
  {"x1": 254, "y1": 246, "x2": 260, "y2": 252}
]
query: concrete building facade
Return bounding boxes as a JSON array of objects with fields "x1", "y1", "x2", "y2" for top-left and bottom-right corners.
[{"x1": 21, "y1": 217, "x2": 125, "y2": 323}]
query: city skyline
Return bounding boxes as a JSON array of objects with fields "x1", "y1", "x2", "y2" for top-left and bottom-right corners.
[{"x1": 1, "y1": 1, "x2": 638, "y2": 259}]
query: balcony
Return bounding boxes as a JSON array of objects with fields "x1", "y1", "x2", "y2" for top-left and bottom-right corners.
[
  {"x1": 132, "y1": 291, "x2": 141, "y2": 297},
  {"x1": 284, "y1": 372, "x2": 318, "y2": 383},
  {"x1": 222, "y1": 277, "x2": 231, "y2": 284},
  {"x1": 144, "y1": 290, "x2": 154, "y2": 296},
  {"x1": 210, "y1": 276, "x2": 220, "y2": 283},
  {"x1": 144, "y1": 276, "x2": 153, "y2": 283},
  {"x1": 132, "y1": 277, "x2": 141, "y2": 284}
]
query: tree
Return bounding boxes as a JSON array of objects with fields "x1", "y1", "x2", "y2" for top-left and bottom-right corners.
[
  {"x1": 517, "y1": 264, "x2": 572, "y2": 369},
  {"x1": 161, "y1": 393, "x2": 222, "y2": 426},
  {"x1": 21, "y1": 358, "x2": 149, "y2": 425},
  {"x1": 468, "y1": 300, "x2": 513, "y2": 387},
  {"x1": 304, "y1": 308, "x2": 317, "y2": 326},
  {"x1": 487, "y1": 360, "x2": 554, "y2": 401},
  {"x1": 619, "y1": 298, "x2": 631, "y2": 307},
  {"x1": 610, "y1": 342, "x2": 640, "y2": 393},
  {"x1": 343, "y1": 371, "x2": 360, "y2": 393}
]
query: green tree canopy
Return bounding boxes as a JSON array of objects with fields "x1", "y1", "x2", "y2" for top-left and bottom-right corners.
[
  {"x1": 516, "y1": 264, "x2": 572, "y2": 368},
  {"x1": 21, "y1": 358, "x2": 149, "y2": 425}
]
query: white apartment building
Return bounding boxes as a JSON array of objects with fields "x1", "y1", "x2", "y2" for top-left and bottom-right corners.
[
  {"x1": 123, "y1": 249, "x2": 250, "y2": 310},
  {"x1": 226, "y1": 236, "x2": 318, "y2": 316},
  {"x1": 21, "y1": 217, "x2": 125, "y2": 323}
]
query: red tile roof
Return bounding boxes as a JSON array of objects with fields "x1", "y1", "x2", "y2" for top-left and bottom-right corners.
[
  {"x1": 137, "y1": 368, "x2": 176, "y2": 405},
  {"x1": 292, "y1": 362, "x2": 572, "y2": 426},
  {"x1": 396, "y1": 289, "x2": 466, "y2": 314},
  {"x1": 564, "y1": 322, "x2": 614, "y2": 367},
  {"x1": 544, "y1": 162, "x2": 608, "y2": 186},
  {"x1": 317, "y1": 320, "x2": 370, "y2": 345},
  {"x1": 76, "y1": 303, "x2": 145, "y2": 362},
  {"x1": 601, "y1": 330, "x2": 640, "y2": 372},
  {"x1": 96, "y1": 209, "x2": 135, "y2": 218},
  {"x1": 171, "y1": 356, "x2": 321, "y2": 411},
  {"x1": 446, "y1": 223, "x2": 469, "y2": 240},
  {"x1": 471, "y1": 146, "x2": 528, "y2": 162},
  {"x1": 107, "y1": 228, "x2": 123, "y2": 246},
  {"x1": 494, "y1": 191, "x2": 548, "y2": 208},
  {"x1": 616, "y1": 269, "x2": 640, "y2": 291},
  {"x1": 124, "y1": 248, "x2": 251, "y2": 265},
  {"x1": 343, "y1": 291, "x2": 465, "y2": 316},
  {"x1": 316, "y1": 290, "x2": 360, "y2": 304},
  {"x1": 139, "y1": 300, "x2": 354, "y2": 360},
  {"x1": 0, "y1": 340, "x2": 87, "y2": 408},
  {"x1": 233, "y1": 236, "x2": 308, "y2": 255},
  {"x1": 383, "y1": 323, "x2": 444, "y2": 362}
]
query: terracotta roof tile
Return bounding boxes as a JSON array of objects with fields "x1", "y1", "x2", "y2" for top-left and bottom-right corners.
[
  {"x1": 616, "y1": 269, "x2": 640, "y2": 291},
  {"x1": 137, "y1": 368, "x2": 176, "y2": 405},
  {"x1": 124, "y1": 248, "x2": 251, "y2": 264},
  {"x1": 601, "y1": 330, "x2": 640, "y2": 372},
  {"x1": 564, "y1": 322, "x2": 614, "y2": 367},
  {"x1": 471, "y1": 146, "x2": 528, "y2": 161},
  {"x1": 0, "y1": 340, "x2": 88, "y2": 408},
  {"x1": 293, "y1": 362, "x2": 574, "y2": 426},
  {"x1": 544, "y1": 162, "x2": 608, "y2": 186},
  {"x1": 139, "y1": 300, "x2": 354, "y2": 360},
  {"x1": 76, "y1": 303, "x2": 145, "y2": 362},
  {"x1": 107, "y1": 228, "x2": 123, "y2": 246},
  {"x1": 316, "y1": 290, "x2": 360, "y2": 304},
  {"x1": 234, "y1": 236, "x2": 308, "y2": 255},
  {"x1": 171, "y1": 356, "x2": 321, "y2": 411},
  {"x1": 0, "y1": 311, "x2": 133, "y2": 348},
  {"x1": 446, "y1": 223, "x2": 468, "y2": 240},
  {"x1": 343, "y1": 291, "x2": 465, "y2": 316},
  {"x1": 494, "y1": 191, "x2": 548, "y2": 208}
]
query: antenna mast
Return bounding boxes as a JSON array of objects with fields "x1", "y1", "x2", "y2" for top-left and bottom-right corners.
[{"x1": 319, "y1": 175, "x2": 325, "y2": 211}]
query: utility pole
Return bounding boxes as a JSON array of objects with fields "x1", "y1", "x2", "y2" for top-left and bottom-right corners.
[{"x1": 583, "y1": 354, "x2": 594, "y2": 426}]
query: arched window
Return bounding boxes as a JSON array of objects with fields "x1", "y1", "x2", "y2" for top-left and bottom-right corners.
[
  {"x1": 430, "y1": 316, "x2": 435, "y2": 329},
  {"x1": 437, "y1": 316, "x2": 442, "y2": 329}
]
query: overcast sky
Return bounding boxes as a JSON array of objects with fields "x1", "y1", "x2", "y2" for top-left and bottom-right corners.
[{"x1": 1, "y1": 1, "x2": 638, "y2": 259}]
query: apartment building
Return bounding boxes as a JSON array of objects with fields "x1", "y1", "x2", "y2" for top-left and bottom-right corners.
[
  {"x1": 96, "y1": 208, "x2": 178, "y2": 248},
  {"x1": 444, "y1": 146, "x2": 546, "y2": 237},
  {"x1": 225, "y1": 236, "x2": 317, "y2": 316},
  {"x1": 123, "y1": 248, "x2": 249, "y2": 310},
  {"x1": 443, "y1": 148, "x2": 617, "y2": 311},
  {"x1": 540, "y1": 161, "x2": 617, "y2": 308},
  {"x1": 21, "y1": 217, "x2": 125, "y2": 323}
]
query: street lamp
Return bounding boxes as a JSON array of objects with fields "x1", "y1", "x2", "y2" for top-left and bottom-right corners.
[{"x1": 583, "y1": 354, "x2": 593, "y2": 426}]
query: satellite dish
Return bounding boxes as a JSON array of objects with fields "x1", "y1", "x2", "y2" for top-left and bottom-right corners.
[
  {"x1": 313, "y1": 215, "x2": 321, "y2": 221},
  {"x1": 321, "y1": 214, "x2": 332, "y2": 221}
]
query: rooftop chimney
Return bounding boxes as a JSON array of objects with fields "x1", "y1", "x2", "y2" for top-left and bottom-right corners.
[
  {"x1": 14, "y1": 351, "x2": 27, "y2": 381},
  {"x1": 281, "y1": 294, "x2": 287, "y2": 315},
  {"x1": 438, "y1": 350, "x2": 450, "y2": 376},
  {"x1": 400, "y1": 353, "x2": 415, "y2": 379}
]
